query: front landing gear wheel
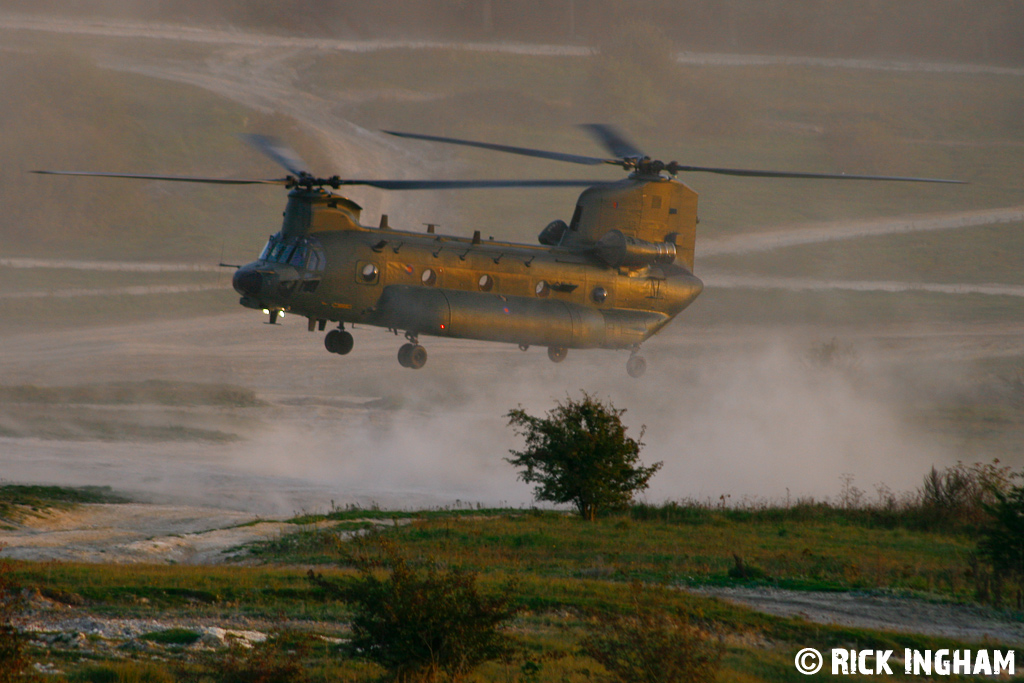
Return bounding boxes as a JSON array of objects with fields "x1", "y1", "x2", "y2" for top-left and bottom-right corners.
[
  {"x1": 626, "y1": 354, "x2": 647, "y2": 378},
  {"x1": 398, "y1": 343, "x2": 428, "y2": 369},
  {"x1": 324, "y1": 329, "x2": 354, "y2": 355},
  {"x1": 547, "y1": 346, "x2": 567, "y2": 363}
]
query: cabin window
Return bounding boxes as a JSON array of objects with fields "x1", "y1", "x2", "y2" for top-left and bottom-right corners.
[
  {"x1": 421, "y1": 268, "x2": 437, "y2": 286},
  {"x1": 592, "y1": 286, "x2": 608, "y2": 303},
  {"x1": 478, "y1": 274, "x2": 494, "y2": 292},
  {"x1": 359, "y1": 262, "x2": 379, "y2": 283},
  {"x1": 535, "y1": 280, "x2": 550, "y2": 298}
]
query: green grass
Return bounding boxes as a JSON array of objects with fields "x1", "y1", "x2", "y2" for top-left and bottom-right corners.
[
  {"x1": 6, "y1": 496, "x2": 1022, "y2": 682},
  {"x1": 239, "y1": 509, "x2": 978, "y2": 601}
]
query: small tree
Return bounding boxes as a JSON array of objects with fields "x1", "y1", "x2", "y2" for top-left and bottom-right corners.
[
  {"x1": 309, "y1": 548, "x2": 518, "y2": 683},
  {"x1": 506, "y1": 394, "x2": 661, "y2": 521}
]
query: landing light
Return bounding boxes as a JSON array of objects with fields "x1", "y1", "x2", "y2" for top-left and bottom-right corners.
[{"x1": 262, "y1": 308, "x2": 270, "y2": 314}]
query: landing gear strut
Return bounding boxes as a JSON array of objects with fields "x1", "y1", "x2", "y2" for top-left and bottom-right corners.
[
  {"x1": 398, "y1": 332, "x2": 427, "y2": 369},
  {"x1": 626, "y1": 347, "x2": 646, "y2": 378},
  {"x1": 324, "y1": 326, "x2": 354, "y2": 355}
]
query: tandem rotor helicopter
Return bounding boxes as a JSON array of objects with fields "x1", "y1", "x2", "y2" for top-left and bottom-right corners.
[{"x1": 36, "y1": 125, "x2": 961, "y2": 377}]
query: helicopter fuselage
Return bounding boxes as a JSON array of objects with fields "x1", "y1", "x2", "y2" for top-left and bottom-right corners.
[{"x1": 232, "y1": 186, "x2": 703, "y2": 353}]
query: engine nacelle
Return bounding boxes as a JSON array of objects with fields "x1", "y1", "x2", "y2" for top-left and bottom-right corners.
[{"x1": 594, "y1": 229, "x2": 677, "y2": 268}]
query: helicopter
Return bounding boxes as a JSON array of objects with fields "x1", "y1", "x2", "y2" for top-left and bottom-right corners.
[{"x1": 35, "y1": 125, "x2": 962, "y2": 377}]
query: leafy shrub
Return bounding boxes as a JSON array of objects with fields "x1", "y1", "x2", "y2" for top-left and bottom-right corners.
[
  {"x1": 309, "y1": 546, "x2": 519, "y2": 682},
  {"x1": 507, "y1": 394, "x2": 661, "y2": 521}
]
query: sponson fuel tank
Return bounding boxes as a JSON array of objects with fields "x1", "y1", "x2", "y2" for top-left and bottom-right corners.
[{"x1": 372, "y1": 285, "x2": 606, "y2": 348}]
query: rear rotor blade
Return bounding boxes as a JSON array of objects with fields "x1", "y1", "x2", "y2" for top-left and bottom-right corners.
[
  {"x1": 670, "y1": 164, "x2": 966, "y2": 184},
  {"x1": 31, "y1": 170, "x2": 289, "y2": 185},
  {"x1": 579, "y1": 123, "x2": 646, "y2": 160},
  {"x1": 384, "y1": 130, "x2": 621, "y2": 167},
  {"x1": 240, "y1": 134, "x2": 311, "y2": 177}
]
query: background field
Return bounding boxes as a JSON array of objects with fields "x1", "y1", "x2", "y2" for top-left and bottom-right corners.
[{"x1": 0, "y1": 6, "x2": 1023, "y2": 681}]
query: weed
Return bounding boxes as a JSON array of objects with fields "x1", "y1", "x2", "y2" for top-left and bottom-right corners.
[
  {"x1": 581, "y1": 584, "x2": 724, "y2": 683},
  {"x1": 310, "y1": 543, "x2": 519, "y2": 683}
]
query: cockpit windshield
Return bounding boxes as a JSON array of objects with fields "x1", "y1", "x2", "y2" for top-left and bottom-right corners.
[{"x1": 259, "y1": 235, "x2": 326, "y2": 272}]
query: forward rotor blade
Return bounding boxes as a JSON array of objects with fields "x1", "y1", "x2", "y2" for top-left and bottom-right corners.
[
  {"x1": 335, "y1": 178, "x2": 615, "y2": 190},
  {"x1": 384, "y1": 130, "x2": 620, "y2": 167},
  {"x1": 31, "y1": 170, "x2": 289, "y2": 185},
  {"x1": 671, "y1": 164, "x2": 966, "y2": 183},
  {"x1": 579, "y1": 124, "x2": 646, "y2": 160},
  {"x1": 240, "y1": 134, "x2": 311, "y2": 177}
]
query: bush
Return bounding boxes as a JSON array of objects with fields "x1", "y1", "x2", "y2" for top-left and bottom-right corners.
[
  {"x1": 581, "y1": 585, "x2": 723, "y2": 683},
  {"x1": 0, "y1": 560, "x2": 31, "y2": 683},
  {"x1": 309, "y1": 547, "x2": 518, "y2": 683},
  {"x1": 507, "y1": 394, "x2": 661, "y2": 521},
  {"x1": 919, "y1": 460, "x2": 1013, "y2": 529},
  {"x1": 977, "y1": 469, "x2": 1024, "y2": 608}
]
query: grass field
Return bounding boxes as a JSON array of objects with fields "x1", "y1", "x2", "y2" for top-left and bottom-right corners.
[{"x1": 4, "y1": 490, "x2": 1022, "y2": 682}]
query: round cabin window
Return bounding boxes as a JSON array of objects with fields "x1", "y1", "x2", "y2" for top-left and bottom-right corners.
[
  {"x1": 592, "y1": 286, "x2": 608, "y2": 303},
  {"x1": 478, "y1": 274, "x2": 494, "y2": 292},
  {"x1": 535, "y1": 280, "x2": 550, "y2": 298},
  {"x1": 360, "y1": 263, "x2": 378, "y2": 282},
  {"x1": 421, "y1": 268, "x2": 437, "y2": 286}
]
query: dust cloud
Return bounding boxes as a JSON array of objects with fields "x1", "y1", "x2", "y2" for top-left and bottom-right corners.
[{"x1": 214, "y1": 330, "x2": 959, "y2": 513}]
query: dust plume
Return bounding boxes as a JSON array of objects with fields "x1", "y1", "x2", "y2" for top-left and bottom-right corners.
[{"x1": 216, "y1": 330, "x2": 963, "y2": 512}]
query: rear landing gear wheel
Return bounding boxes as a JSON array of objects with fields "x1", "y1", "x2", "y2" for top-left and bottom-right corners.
[
  {"x1": 547, "y1": 346, "x2": 567, "y2": 363},
  {"x1": 398, "y1": 343, "x2": 428, "y2": 369},
  {"x1": 626, "y1": 354, "x2": 647, "y2": 378},
  {"x1": 324, "y1": 329, "x2": 354, "y2": 355}
]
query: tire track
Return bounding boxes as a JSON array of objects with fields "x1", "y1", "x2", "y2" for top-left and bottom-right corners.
[
  {"x1": 700, "y1": 206, "x2": 1024, "y2": 257},
  {"x1": 704, "y1": 271, "x2": 1024, "y2": 298}
]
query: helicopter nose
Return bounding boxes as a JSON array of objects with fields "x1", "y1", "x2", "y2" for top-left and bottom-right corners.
[{"x1": 232, "y1": 268, "x2": 264, "y2": 297}]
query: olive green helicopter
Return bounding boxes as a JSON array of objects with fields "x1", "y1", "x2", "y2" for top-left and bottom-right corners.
[{"x1": 35, "y1": 125, "x2": 961, "y2": 377}]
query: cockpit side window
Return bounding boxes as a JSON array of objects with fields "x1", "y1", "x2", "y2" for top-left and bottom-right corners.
[{"x1": 306, "y1": 246, "x2": 326, "y2": 272}]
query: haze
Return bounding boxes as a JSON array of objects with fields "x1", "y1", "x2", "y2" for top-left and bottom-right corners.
[{"x1": 1, "y1": 1, "x2": 1023, "y2": 516}]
